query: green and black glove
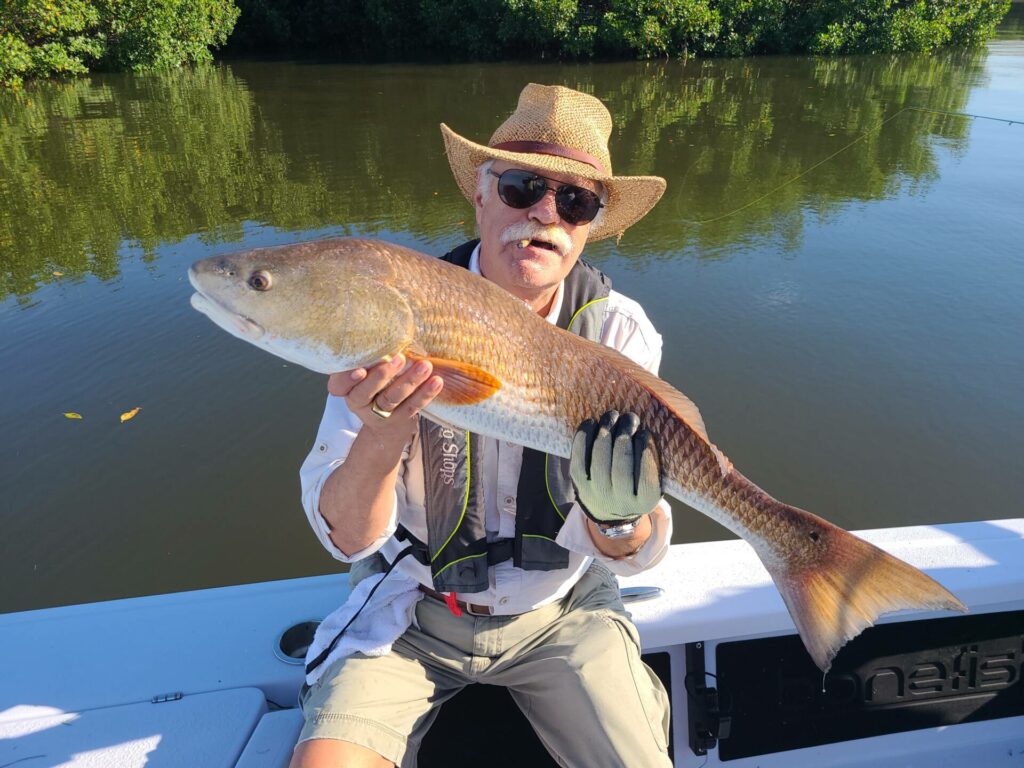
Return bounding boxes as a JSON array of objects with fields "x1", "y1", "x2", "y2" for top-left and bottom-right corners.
[{"x1": 569, "y1": 410, "x2": 663, "y2": 524}]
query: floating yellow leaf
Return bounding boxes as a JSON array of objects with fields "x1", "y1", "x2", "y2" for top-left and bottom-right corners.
[
  {"x1": 120, "y1": 407, "x2": 141, "y2": 423},
  {"x1": 52, "y1": 271, "x2": 63, "y2": 276},
  {"x1": 64, "y1": 412, "x2": 83, "y2": 419}
]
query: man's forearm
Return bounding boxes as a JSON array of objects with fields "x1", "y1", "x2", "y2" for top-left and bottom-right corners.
[
  {"x1": 319, "y1": 429, "x2": 408, "y2": 557},
  {"x1": 586, "y1": 513, "x2": 653, "y2": 559}
]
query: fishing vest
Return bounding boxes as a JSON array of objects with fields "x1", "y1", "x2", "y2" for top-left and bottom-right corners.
[{"x1": 396, "y1": 239, "x2": 612, "y2": 593}]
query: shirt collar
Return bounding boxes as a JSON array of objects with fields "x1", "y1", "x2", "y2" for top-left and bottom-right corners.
[{"x1": 468, "y1": 243, "x2": 564, "y2": 325}]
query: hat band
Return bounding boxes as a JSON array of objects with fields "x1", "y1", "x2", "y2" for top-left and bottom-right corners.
[{"x1": 491, "y1": 141, "x2": 606, "y2": 175}]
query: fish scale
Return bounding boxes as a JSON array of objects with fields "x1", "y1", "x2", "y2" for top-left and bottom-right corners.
[{"x1": 189, "y1": 236, "x2": 966, "y2": 672}]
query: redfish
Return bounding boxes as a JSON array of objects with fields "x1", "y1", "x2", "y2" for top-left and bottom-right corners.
[{"x1": 189, "y1": 237, "x2": 965, "y2": 671}]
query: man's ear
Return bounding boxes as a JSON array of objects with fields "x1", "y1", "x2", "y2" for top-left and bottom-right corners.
[{"x1": 473, "y1": 190, "x2": 485, "y2": 234}]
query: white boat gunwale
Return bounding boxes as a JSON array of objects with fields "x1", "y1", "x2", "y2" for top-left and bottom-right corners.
[{"x1": 3, "y1": 518, "x2": 1022, "y2": 767}]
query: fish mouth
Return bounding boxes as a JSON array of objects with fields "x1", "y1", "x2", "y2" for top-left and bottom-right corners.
[{"x1": 188, "y1": 268, "x2": 265, "y2": 341}]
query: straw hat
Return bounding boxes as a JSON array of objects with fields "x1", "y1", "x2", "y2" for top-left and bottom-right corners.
[{"x1": 441, "y1": 83, "x2": 666, "y2": 242}]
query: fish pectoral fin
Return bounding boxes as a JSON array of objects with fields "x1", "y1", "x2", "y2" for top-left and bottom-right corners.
[
  {"x1": 405, "y1": 351, "x2": 501, "y2": 405},
  {"x1": 405, "y1": 340, "x2": 429, "y2": 358}
]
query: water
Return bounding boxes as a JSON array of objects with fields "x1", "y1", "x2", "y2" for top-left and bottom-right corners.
[{"x1": 2, "y1": 10, "x2": 1022, "y2": 612}]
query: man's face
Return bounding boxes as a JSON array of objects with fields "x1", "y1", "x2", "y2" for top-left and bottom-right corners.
[{"x1": 474, "y1": 160, "x2": 600, "y2": 308}]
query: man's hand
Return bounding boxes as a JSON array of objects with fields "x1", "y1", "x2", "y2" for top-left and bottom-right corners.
[
  {"x1": 570, "y1": 410, "x2": 662, "y2": 524},
  {"x1": 327, "y1": 353, "x2": 444, "y2": 446},
  {"x1": 318, "y1": 354, "x2": 442, "y2": 556}
]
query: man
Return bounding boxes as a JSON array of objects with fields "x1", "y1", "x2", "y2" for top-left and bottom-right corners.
[{"x1": 293, "y1": 83, "x2": 673, "y2": 768}]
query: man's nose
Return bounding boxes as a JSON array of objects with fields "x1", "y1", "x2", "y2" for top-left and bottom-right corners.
[{"x1": 527, "y1": 188, "x2": 559, "y2": 225}]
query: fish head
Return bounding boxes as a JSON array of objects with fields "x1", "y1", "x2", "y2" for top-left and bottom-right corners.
[{"x1": 189, "y1": 239, "x2": 415, "y2": 374}]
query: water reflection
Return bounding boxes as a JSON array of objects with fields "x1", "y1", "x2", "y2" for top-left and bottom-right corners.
[
  {"x1": 603, "y1": 53, "x2": 983, "y2": 256},
  {"x1": 0, "y1": 67, "x2": 332, "y2": 300},
  {"x1": 0, "y1": 48, "x2": 987, "y2": 301}
]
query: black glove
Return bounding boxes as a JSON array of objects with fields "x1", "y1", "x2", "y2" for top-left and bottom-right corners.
[{"x1": 569, "y1": 410, "x2": 662, "y2": 524}]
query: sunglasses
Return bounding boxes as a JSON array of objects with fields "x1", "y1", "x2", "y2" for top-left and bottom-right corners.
[{"x1": 488, "y1": 169, "x2": 604, "y2": 225}]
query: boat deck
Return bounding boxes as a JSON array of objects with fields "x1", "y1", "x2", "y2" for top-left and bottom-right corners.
[{"x1": 2, "y1": 519, "x2": 1022, "y2": 766}]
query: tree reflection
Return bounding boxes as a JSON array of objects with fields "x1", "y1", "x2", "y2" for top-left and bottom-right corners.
[
  {"x1": 0, "y1": 66, "x2": 340, "y2": 300},
  {"x1": 0, "y1": 47, "x2": 987, "y2": 301},
  {"x1": 600, "y1": 51, "x2": 982, "y2": 256}
]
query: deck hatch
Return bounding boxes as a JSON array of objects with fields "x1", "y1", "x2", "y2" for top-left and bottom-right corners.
[{"x1": 713, "y1": 610, "x2": 1024, "y2": 760}]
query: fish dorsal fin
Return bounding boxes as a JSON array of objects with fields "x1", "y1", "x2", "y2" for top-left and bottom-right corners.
[
  {"x1": 591, "y1": 344, "x2": 733, "y2": 476},
  {"x1": 405, "y1": 350, "x2": 502, "y2": 406}
]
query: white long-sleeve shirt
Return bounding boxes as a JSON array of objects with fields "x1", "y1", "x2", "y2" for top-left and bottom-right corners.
[{"x1": 299, "y1": 246, "x2": 673, "y2": 615}]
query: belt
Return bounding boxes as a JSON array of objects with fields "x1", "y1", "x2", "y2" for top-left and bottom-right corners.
[{"x1": 418, "y1": 585, "x2": 494, "y2": 616}]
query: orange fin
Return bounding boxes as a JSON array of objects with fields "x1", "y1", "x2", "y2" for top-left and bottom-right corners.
[{"x1": 405, "y1": 351, "x2": 501, "y2": 405}]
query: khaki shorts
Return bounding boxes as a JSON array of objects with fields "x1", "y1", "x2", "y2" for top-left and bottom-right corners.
[{"x1": 298, "y1": 561, "x2": 671, "y2": 768}]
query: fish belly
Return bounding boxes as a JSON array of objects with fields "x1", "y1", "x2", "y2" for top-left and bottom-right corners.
[{"x1": 424, "y1": 385, "x2": 572, "y2": 457}]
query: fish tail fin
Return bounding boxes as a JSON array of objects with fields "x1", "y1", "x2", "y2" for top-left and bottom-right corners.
[{"x1": 766, "y1": 503, "x2": 967, "y2": 672}]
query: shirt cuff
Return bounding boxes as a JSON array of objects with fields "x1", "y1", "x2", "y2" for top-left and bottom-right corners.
[
  {"x1": 555, "y1": 500, "x2": 672, "y2": 576},
  {"x1": 305, "y1": 464, "x2": 400, "y2": 563}
]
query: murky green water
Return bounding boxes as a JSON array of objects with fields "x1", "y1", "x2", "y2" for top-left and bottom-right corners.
[{"x1": 2, "y1": 11, "x2": 1022, "y2": 613}]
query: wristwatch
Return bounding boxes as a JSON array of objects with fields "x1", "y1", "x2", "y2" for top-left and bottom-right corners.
[{"x1": 595, "y1": 517, "x2": 642, "y2": 539}]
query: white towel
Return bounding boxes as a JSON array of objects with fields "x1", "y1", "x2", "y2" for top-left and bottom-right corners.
[{"x1": 305, "y1": 571, "x2": 424, "y2": 686}]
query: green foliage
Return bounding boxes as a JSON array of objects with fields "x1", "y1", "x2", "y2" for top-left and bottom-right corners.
[
  {"x1": 1, "y1": 0, "x2": 1011, "y2": 84},
  {"x1": 225, "y1": 0, "x2": 1010, "y2": 60},
  {"x1": 598, "y1": 0, "x2": 721, "y2": 58},
  {"x1": 499, "y1": 0, "x2": 583, "y2": 58},
  {"x1": 0, "y1": 0, "x2": 239, "y2": 86}
]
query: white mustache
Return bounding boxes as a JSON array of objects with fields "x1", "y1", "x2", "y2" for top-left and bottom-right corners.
[{"x1": 500, "y1": 222, "x2": 573, "y2": 257}]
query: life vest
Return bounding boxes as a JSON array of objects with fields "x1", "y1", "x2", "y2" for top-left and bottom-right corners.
[{"x1": 397, "y1": 239, "x2": 612, "y2": 593}]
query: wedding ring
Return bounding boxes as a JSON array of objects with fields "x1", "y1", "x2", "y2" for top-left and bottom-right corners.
[{"x1": 370, "y1": 399, "x2": 393, "y2": 419}]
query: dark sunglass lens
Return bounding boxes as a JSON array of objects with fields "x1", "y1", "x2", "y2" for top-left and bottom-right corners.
[
  {"x1": 497, "y1": 170, "x2": 546, "y2": 209},
  {"x1": 555, "y1": 186, "x2": 601, "y2": 224}
]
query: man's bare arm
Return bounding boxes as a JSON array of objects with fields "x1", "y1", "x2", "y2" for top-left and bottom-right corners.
[{"x1": 318, "y1": 354, "x2": 443, "y2": 556}]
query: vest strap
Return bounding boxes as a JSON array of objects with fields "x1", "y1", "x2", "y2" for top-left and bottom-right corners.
[{"x1": 395, "y1": 524, "x2": 514, "y2": 567}]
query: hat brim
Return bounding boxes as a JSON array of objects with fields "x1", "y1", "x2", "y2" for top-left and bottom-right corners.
[{"x1": 441, "y1": 123, "x2": 666, "y2": 242}]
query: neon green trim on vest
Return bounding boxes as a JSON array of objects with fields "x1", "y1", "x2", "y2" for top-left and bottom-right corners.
[
  {"x1": 544, "y1": 453, "x2": 568, "y2": 522},
  {"x1": 431, "y1": 431, "x2": 472, "y2": 564},
  {"x1": 522, "y1": 533, "x2": 559, "y2": 543},
  {"x1": 566, "y1": 296, "x2": 609, "y2": 334},
  {"x1": 432, "y1": 551, "x2": 487, "y2": 579}
]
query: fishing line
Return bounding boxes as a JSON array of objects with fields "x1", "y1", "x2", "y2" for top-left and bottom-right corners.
[
  {"x1": 678, "y1": 104, "x2": 1021, "y2": 226},
  {"x1": 905, "y1": 105, "x2": 1024, "y2": 125},
  {"x1": 676, "y1": 107, "x2": 912, "y2": 226}
]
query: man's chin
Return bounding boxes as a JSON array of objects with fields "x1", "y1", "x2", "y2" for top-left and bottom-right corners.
[
  {"x1": 484, "y1": 241, "x2": 574, "y2": 284},
  {"x1": 506, "y1": 245, "x2": 564, "y2": 276},
  {"x1": 510, "y1": 256, "x2": 567, "y2": 292}
]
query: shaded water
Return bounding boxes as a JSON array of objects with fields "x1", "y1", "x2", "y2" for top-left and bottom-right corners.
[{"x1": 2, "y1": 12, "x2": 1022, "y2": 612}]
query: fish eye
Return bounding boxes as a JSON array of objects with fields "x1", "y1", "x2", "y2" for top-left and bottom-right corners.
[{"x1": 248, "y1": 270, "x2": 273, "y2": 291}]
